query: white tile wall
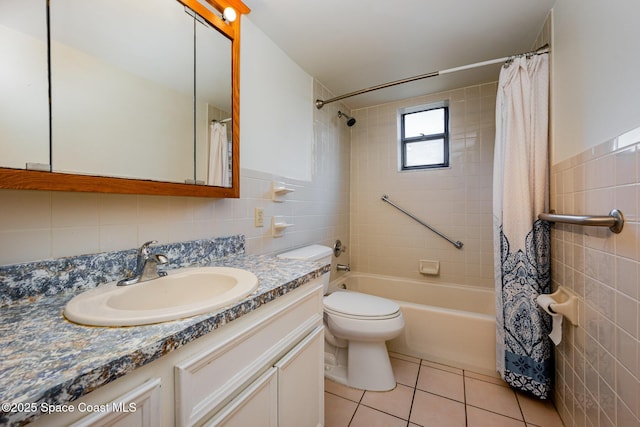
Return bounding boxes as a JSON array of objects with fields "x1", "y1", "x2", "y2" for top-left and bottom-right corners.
[
  {"x1": 0, "y1": 80, "x2": 351, "y2": 283},
  {"x1": 551, "y1": 128, "x2": 640, "y2": 427},
  {"x1": 349, "y1": 82, "x2": 497, "y2": 288}
]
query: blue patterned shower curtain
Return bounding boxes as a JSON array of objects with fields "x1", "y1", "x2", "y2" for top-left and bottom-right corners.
[{"x1": 493, "y1": 53, "x2": 552, "y2": 399}]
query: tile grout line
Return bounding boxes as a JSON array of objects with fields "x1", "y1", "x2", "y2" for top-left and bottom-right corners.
[
  {"x1": 514, "y1": 391, "x2": 527, "y2": 425},
  {"x1": 346, "y1": 386, "x2": 366, "y2": 427},
  {"x1": 463, "y1": 369, "x2": 538, "y2": 425},
  {"x1": 405, "y1": 358, "x2": 423, "y2": 426},
  {"x1": 462, "y1": 369, "x2": 469, "y2": 426}
]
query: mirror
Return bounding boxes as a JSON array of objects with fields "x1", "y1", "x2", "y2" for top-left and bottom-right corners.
[
  {"x1": 0, "y1": 1, "x2": 50, "y2": 170},
  {"x1": 0, "y1": 0, "x2": 247, "y2": 198},
  {"x1": 195, "y1": 11, "x2": 233, "y2": 186}
]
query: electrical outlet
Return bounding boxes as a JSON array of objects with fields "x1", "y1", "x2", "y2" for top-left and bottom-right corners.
[{"x1": 254, "y1": 208, "x2": 264, "y2": 227}]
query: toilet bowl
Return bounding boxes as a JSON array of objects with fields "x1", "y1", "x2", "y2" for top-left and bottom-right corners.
[
  {"x1": 324, "y1": 290, "x2": 404, "y2": 390},
  {"x1": 278, "y1": 245, "x2": 405, "y2": 391}
]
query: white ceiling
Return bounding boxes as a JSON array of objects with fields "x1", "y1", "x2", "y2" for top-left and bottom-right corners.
[{"x1": 246, "y1": 0, "x2": 556, "y2": 110}]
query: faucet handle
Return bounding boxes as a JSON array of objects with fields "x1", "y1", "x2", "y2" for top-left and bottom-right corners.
[
  {"x1": 153, "y1": 253, "x2": 169, "y2": 265},
  {"x1": 333, "y1": 239, "x2": 347, "y2": 257},
  {"x1": 138, "y1": 240, "x2": 158, "y2": 257}
]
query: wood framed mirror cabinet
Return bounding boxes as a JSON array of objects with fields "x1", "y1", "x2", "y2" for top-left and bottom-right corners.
[{"x1": 0, "y1": 0, "x2": 249, "y2": 198}]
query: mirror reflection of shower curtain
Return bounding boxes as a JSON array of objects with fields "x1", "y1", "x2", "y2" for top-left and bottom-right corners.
[
  {"x1": 207, "y1": 122, "x2": 229, "y2": 187},
  {"x1": 492, "y1": 53, "x2": 551, "y2": 399}
]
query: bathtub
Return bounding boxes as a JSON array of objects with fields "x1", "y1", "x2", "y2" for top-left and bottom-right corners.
[{"x1": 331, "y1": 272, "x2": 497, "y2": 376}]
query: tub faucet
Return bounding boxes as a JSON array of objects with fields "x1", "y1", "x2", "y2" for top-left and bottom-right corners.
[
  {"x1": 336, "y1": 263, "x2": 350, "y2": 272},
  {"x1": 117, "y1": 240, "x2": 168, "y2": 286}
]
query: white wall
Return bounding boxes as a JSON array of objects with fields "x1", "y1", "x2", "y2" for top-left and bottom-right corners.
[
  {"x1": 530, "y1": 8, "x2": 640, "y2": 424},
  {"x1": 551, "y1": 0, "x2": 640, "y2": 164},
  {"x1": 549, "y1": 2, "x2": 640, "y2": 425},
  {"x1": 0, "y1": 18, "x2": 350, "y2": 282},
  {"x1": 240, "y1": 17, "x2": 315, "y2": 181}
]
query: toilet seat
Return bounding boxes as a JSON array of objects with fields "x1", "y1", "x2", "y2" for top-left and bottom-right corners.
[
  {"x1": 324, "y1": 291, "x2": 405, "y2": 364},
  {"x1": 324, "y1": 291, "x2": 400, "y2": 320}
]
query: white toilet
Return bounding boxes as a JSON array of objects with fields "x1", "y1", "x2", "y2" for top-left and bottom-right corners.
[{"x1": 278, "y1": 245, "x2": 404, "y2": 391}]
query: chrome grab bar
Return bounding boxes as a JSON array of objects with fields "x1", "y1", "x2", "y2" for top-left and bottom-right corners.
[
  {"x1": 381, "y1": 195, "x2": 464, "y2": 249},
  {"x1": 538, "y1": 209, "x2": 624, "y2": 234}
]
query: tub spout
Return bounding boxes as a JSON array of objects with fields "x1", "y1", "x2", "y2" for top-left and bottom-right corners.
[{"x1": 336, "y1": 264, "x2": 350, "y2": 272}]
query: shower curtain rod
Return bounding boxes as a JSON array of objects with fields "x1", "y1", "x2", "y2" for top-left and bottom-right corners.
[{"x1": 315, "y1": 44, "x2": 550, "y2": 109}]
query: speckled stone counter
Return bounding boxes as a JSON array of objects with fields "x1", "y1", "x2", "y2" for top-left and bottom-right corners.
[{"x1": 0, "y1": 239, "x2": 329, "y2": 426}]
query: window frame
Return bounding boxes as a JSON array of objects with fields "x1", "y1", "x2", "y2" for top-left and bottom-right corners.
[{"x1": 398, "y1": 102, "x2": 450, "y2": 171}]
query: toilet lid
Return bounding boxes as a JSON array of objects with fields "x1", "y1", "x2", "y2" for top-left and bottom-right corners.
[{"x1": 323, "y1": 291, "x2": 400, "y2": 318}]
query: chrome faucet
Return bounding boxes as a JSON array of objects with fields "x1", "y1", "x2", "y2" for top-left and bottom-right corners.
[{"x1": 117, "y1": 240, "x2": 168, "y2": 286}]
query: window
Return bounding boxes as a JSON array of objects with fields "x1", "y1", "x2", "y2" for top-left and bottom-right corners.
[{"x1": 399, "y1": 103, "x2": 449, "y2": 170}]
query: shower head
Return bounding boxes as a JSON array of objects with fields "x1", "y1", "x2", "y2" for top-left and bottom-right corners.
[{"x1": 338, "y1": 111, "x2": 356, "y2": 127}]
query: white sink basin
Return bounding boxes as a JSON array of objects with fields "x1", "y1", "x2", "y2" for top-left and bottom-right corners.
[{"x1": 64, "y1": 267, "x2": 259, "y2": 326}]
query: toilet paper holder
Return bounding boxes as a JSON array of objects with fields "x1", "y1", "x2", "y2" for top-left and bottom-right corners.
[{"x1": 539, "y1": 286, "x2": 579, "y2": 326}]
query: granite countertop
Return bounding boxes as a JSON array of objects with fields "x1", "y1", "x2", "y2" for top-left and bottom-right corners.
[{"x1": 0, "y1": 253, "x2": 329, "y2": 426}]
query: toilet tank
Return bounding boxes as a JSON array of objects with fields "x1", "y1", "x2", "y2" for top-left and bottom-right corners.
[{"x1": 277, "y1": 245, "x2": 333, "y2": 293}]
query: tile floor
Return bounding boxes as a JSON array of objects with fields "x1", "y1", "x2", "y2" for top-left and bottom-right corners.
[{"x1": 324, "y1": 352, "x2": 564, "y2": 427}]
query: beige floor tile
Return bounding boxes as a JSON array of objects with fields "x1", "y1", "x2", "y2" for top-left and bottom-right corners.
[
  {"x1": 465, "y1": 377, "x2": 523, "y2": 420},
  {"x1": 324, "y1": 392, "x2": 357, "y2": 427},
  {"x1": 467, "y1": 406, "x2": 526, "y2": 427},
  {"x1": 516, "y1": 392, "x2": 564, "y2": 427},
  {"x1": 325, "y1": 379, "x2": 365, "y2": 402},
  {"x1": 464, "y1": 369, "x2": 508, "y2": 386},
  {"x1": 360, "y1": 383, "x2": 414, "y2": 420},
  {"x1": 410, "y1": 390, "x2": 466, "y2": 427},
  {"x1": 349, "y1": 405, "x2": 407, "y2": 427},
  {"x1": 421, "y1": 359, "x2": 464, "y2": 375},
  {"x1": 417, "y1": 365, "x2": 465, "y2": 402},
  {"x1": 389, "y1": 351, "x2": 421, "y2": 364},
  {"x1": 324, "y1": 353, "x2": 564, "y2": 427},
  {"x1": 390, "y1": 356, "x2": 420, "y2": 387}
]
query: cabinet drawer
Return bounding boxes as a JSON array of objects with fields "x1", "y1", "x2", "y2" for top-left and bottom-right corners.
[{"x1": 175, "y1": 282, "x2": 323, "y2": 427}]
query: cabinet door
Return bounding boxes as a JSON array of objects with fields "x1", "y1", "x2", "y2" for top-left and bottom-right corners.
[
  {"x1": 275, "y1": 326, "x2": 324, "y2": 427},
  {"x1": 69, "y1": 378, "x2": 162, "y2": 427},
  {"x1": 174, "y1": 285, "x2": 323, "y2": 427},
  {"x1": 203, "y1": 368, "x2": 277, "y2": 427}
]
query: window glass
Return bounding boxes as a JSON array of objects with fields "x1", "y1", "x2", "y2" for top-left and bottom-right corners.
[
  {"x1": 405, "y1": 139, "x2": 445, "y2": 167},
  {"x1": 399, "y1": 104, "x2": 449, "y2": 170},
  {"x1": 404, "y1": 109, "x2": 444, "y2": 138}
]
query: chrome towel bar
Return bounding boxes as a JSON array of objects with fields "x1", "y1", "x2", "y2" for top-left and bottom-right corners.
[
  {"x1": 381, "y1": 195, "x2": 464, "y2": 249},
  {"x1": 538, "y1": 209, "x2": 624, "y2": 234}
]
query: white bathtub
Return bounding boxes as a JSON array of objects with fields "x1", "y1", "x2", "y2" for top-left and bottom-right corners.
[{"x1": 332, "y1": 272, "x2": 497, "y2": 376}]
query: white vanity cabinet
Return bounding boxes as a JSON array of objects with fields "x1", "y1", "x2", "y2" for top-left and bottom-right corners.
[
  {"x1": 204, "y1": 326, "x2": 323, "y2": 427},
  {"x1": 274, "y1": 326, "x2": 324, "y2": 427},
  {"x1": 204, "y1": 367, "x2": 278, "y2": 427},
  {"x1": 175, "y1": 282, "x2": 324, "y2": 427},
  {"x1": 68, "y1": 378, "x2": 163, "y2": 427},
  {"x1": 28, "y1": 279, "x2": 324, "y2": 427}
]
